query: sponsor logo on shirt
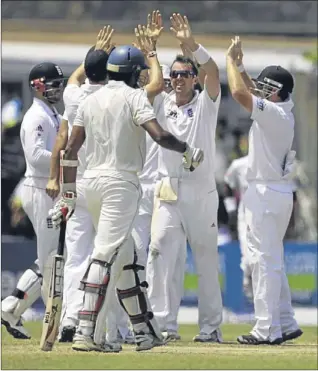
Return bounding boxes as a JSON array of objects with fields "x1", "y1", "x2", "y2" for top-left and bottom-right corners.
[
  {"x1": 168, "y1": 109, "x2": 178, "y2": 119},
  {"x1": 256, "y1": 98, "x2": 265, "y2": 111}
]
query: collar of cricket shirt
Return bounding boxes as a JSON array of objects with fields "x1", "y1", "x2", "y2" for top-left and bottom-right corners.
[
  {"x1": 275, "y1": 97, "x2": 294, "y2": 111},
  {"x1": 168, "y1": 89, "x2": 200, "y2": 108},
  {"x1": 33, "y1": 97, "x2": 58, "y2": 118},
  {"x1": 107, "y1": 80, "x2": 127, "y2": 87}
]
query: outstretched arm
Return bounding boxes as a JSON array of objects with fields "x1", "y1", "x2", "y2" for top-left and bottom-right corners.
[
  {"x1": 232, "y1": 36, "x2": 256, "y2": 91},
  {"x1": 179, "y1": 42, "x2": 205, "y2": 90},
  {"x1": 226, "y1": 38, "x2": 253, "y2": 112},
  {"x1": 134, "y1": 10, "x2": 165, "y2": 103},
  {"x1": 46, "y1": 118, "x2": 69, "y2": 199},
  {"x1": 170, "y1": 13, "x2": 220, "y2": 100}
]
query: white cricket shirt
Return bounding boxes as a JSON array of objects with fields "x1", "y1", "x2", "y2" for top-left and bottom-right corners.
[
  {"x1": 154, "y1": 85, "x2": 221, "y2": 186},
  {"x1": 138, "y1": 133, "x2": 159, "y2": 183},
  {"x1": 63, "y1": 82, "x2": 104, "y2": 177},
  {"x1": 73, "y1": 80, "x2": 156, "y2": 181},
  {"x1": 247, "y1": 95, "x2": 295, "y2": 184},
  {"x1": 20, "y1": 98, "x2": 61, "y2": 178},
  {"x1": 224, "y1": 155, "x2": 249, "y2": 197}
]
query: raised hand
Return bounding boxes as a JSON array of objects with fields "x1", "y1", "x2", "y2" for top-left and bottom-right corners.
[
  {"x1": 146, "y1": 10, "x2": 164, "y2": 45},
  {"x1": 227, "y1": 36, "x2": 243, "y2": 65},
  {"x1": 170, "y1": 13, "x2": 194, "y2": 46},
  {"x1": 134, "y1": 24, "x2": 156, "y2": 56},
  {"x1": 95, "y1": 25, "x2": 115, "y2": 54}
]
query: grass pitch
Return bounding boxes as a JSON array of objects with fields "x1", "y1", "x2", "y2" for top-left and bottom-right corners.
[{"x1": 1, "y1": 322, "x2": 317, "y2": 370}]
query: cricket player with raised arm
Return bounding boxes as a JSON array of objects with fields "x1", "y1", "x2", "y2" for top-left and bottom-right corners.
[
  {"x1": 226, "y1": 36, "x2": 302, "y2": 345},
  {"x1": 45, "y1": 26, "x2": 115, "y2": 343},
  {"x1": 1, "y1": 62, "x2": 66, "y2": 339},
  {"x1": 49, "y1": 43, "x2": 204, "y2": 352},
  {"x1": 146, "y1": 13, "x2": 223, "y2": 342},
  {"x1": 223, "y1": 155, "x2": 252, "y2": 298}
]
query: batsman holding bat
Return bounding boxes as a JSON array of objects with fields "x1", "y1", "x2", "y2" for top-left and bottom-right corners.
[{"x1": 1, "y1": 62, "x2": 66, "y2": 340}]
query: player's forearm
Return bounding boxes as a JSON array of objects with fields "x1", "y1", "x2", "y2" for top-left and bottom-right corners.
[
  {"x1": 180, "y1": 42, "x2": 205, "y2": 90},
  {"x1": 49, "y1": 123, "x2": 69, "y2": 181},
  {"x1": 240, "y1": 69, "x2": 256, "y2": 90},
  {"x1": 154, "y1": 131, "x2": 187, "y2": 153},
  {"x1": 227, "y1": 57, "x2": 249, "y2": 96},
  {"x1": 67, "y1": 63, "x2": 86, "y2": 87},
  {"x1": 62, "y1": 146, "x2": 78, "y2": 184},
  {"x1": 145, "y1": 53, "x2": 164, "y2": 99},
  {"x1": 187, "y1": 41, "x2": 219, "y2": 81}
]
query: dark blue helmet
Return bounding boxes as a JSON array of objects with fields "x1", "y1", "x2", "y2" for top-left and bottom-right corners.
[{"x1": 107, "y1": 45, "x2": 149, "y2": 74}]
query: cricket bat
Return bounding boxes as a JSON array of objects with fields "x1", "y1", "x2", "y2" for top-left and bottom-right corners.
[{"x1": 40, "y1": 221, "x2": 66, "y2": 351}]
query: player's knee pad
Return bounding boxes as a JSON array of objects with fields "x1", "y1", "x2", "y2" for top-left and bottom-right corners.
[
  {"x1": 10, "y1": 262, "x2": 42, "y2": 318},
  {"x1": 116, "y1": 252, "x2": 162, "y2": 340}
]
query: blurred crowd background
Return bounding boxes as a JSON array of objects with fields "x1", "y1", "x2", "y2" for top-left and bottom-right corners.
[
  {"x1": 2, "y1": 1, "x2": 317, "y2": 36},
  {"x1": 2, "y1": 0, "x2": 317, "y2": 243}
]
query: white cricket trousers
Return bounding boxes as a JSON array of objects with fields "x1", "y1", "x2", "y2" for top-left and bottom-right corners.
[
  {"x1": 107, "y1": 181, "x2": 155, "y2": 340},
  {"x1": 237, "y1": 202, "x2": 251, "y2": 276},
  {"x1": 61, "y1": 178, "x2": 95, "y2": 328},
  {"x1": 81, "y1": 174, "x2": 141, "y2": 344},
  {"x1": 20, "y1": 177, "x2": 60, "y2": 302},
  {"x1": 243, "y1": 182, "x2": 299, "y2": 341},
  {"x1": 147, "y1": 181, "x2": 223, "y2": 334}
]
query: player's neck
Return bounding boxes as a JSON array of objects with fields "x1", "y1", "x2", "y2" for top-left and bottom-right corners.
[{"x1": 175, "y1": 90, "x2": 195, "y2": 107}]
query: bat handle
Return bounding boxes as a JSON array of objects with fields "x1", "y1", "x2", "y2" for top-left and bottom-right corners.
[{"x1": 57, "y1": 221, "x2": 66, "y2": 256}]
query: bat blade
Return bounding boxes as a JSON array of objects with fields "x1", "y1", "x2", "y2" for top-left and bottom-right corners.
[{"x1": 40, "y1": 254, "x2": 64, "y2": 351}]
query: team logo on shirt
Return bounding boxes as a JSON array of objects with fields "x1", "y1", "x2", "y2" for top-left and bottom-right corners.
[
  {"x1": 256, "y1": 98, "x2": 265, "y2": 111},
  {"x1": 36, "y1": 125, "x2": 44, "y2": 136},
  {"x1": 187, "y1": 108, "x2": 193, "y2": 118}
]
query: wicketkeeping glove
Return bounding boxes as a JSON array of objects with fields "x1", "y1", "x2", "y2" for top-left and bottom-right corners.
[
  {"x1": 47, "y1": 191, "x2": 77, "y2": 229},
  {"x1": 182, "y1": 144, "x2": 204, "y2": 172}
]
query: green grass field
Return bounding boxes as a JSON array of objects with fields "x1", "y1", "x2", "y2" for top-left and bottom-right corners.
[{"x1": 2, "y1": 322, "x2": 317, "y2": 370}]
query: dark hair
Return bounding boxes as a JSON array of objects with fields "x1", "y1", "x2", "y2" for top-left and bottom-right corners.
[
  {"x1": 170, "y1": 54, "x2": 198, "y2": 76},
  {"x1": 107, "y1": 71, "x2": 133, "y2": 85}
]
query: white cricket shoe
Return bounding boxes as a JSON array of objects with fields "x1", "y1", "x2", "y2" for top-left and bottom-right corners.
[
  {"x1": 1, "y1": 310, "x2": 31, "y2": 339},
  {"x1": 72, "y1": 331, "x2": 122, "y2": 353},
  {"x1": 162, "y1": 330, "x2": 181, "y2": 342},
  {"x1": 193, "y1": 328, "x2": 223, "y2": 343},
  {"x1": 135, "y1": 332, "x2": 165, "y2": 351}
]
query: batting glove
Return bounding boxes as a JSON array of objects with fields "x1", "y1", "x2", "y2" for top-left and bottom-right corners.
[
  {"x1": 182, "y1": 144, "x2": 204, "y2": 172},
  {"x1": 47, "y1": 191, "x2": 77, "y2": 229}
]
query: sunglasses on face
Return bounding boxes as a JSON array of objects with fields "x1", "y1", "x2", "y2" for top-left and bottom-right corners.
[{"x1": 170, "y1": 70, "x2": 194, "y2": 79}]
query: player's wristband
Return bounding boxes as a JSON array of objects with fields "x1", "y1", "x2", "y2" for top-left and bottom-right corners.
[
  {"x1": 192, "y1": 44, "x2": 210, "y2": 65},
  {"x1": 237, "y1": 64, "x2": 245, "y2": 73},
  {"x1": 147, "y1": 51, "x2": 157, "y2": 58}
]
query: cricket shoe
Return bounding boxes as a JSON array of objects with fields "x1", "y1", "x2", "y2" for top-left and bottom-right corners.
[
  {"x1": 237, "y1": 334, "x2": 283, "y2": 345},
  {"x1": 72, "y1": 331, "x2": 122, "y2": 353},
  {"x1": 122, "y1": 329, "x2": 135, "y2": 345},
  {"x1": 1, "y1": 310, "x2": 30, "y2": 339},
  {"x1": 193, "y1": 328, "x2": 222, "y2": 343},
  {"x1": 282, "y1": 329, "x2": 303, "y2": 343},
  {"x1": 59, "y1": 325, "x2": 76, "y2": 342},
  {"x1": 162, "y1": 330, "x2": 181, "y2": 342},
  {"x1": 135, "y1": 331, "x2": 166, "y2": 351}
]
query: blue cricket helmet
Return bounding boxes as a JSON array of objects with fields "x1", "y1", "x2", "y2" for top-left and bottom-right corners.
[{"x1": 107, "y1": 45, "x2": 149, "y2": 73}]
